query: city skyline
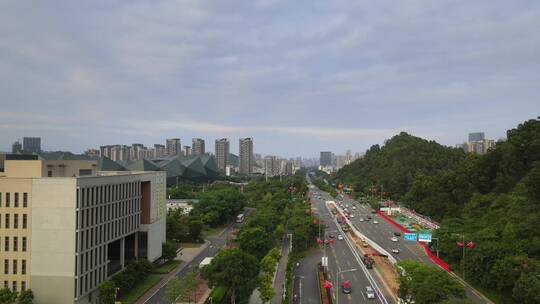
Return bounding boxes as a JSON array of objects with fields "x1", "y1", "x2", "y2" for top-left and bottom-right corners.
[{"x1": 1, "y1": 1, "x2": 539, "y2": 156}]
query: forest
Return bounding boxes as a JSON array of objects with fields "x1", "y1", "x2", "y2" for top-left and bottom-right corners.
[{"x1": 336, "y1": 118, "x2": 540, "y2": 303}]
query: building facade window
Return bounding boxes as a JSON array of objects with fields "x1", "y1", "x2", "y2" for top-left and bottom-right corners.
[
  {"x1": 23, "y1": 193, "x2": 28, "y2": 208},
  {"x1": 3, "y1": 281, "x2": 7, "y2": 289},
  {"x1": 5, "y1": 193, "x2": 10, "y2": 207},
  {"x1": 5, "y1": 214, "x2": 9, "y2": 229},
  {"x1": 22, "y1": 214, "x2": 27, "y2": 229},
  {"x1": 13, "y1": 237, "x2": 17, "y2": 252},
  {"x1": 14, "y1": 193, "x2": 19, "y2": 208},
  {"x1": 13, "y1": 214, "x2": 18, "y2": 229},
  {"x1": 22, "y1": 237, "x2": 26, "y2": 252},
  {"x1": 21, "y1": 260, "x2": 26, "y2": 275},
  {"x1": 0, "y1": 192, "x2": 2, "y2": 207},
  {"x1": 4, "y1": 237, "x2": 9, "y2": 251},
  {"x1": 12, "y1": 260, "x2": 17, "y2": 274},
  {"x1": 21, "y1": 281, "x2": 26, "y2": 291},
  {"x1": 12, "y1": 281, "x2": 16, "y2": 292},
  {"x1": 4, "y1": 260, "x2": 8, "y2": 274}
]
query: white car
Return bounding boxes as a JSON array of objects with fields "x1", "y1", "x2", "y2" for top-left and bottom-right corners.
[
  {"x1": 359, "y1": 218, "x2": 364, "y2": 222},
  {"x1": 373, "y1": 220, "x2": 379, "y2": 224},
  {"x1": 365, "y1": 286, "x2": 375, "y2": 299},
  {"x1": 352, "y1": 206, "x2": 357, "y2": 210},
  {"x1": 391, "y1": 248, "x2": 400, "y2": 254},
  {"x1": 391, "y1": 237, "x2": 399, "y2": 242},
  {"x1": 337, "y1": 234, "x2": 344, "y2": 240},
  {"x1": 350, "y1": 214, "x2": 355, "y2": 218}
]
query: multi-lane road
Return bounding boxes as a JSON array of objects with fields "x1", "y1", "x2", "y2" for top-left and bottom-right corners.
[
  {"x1": 338, "y1": 195, "x2": 433, "y2": 265},
  {"x1": 295, "y1": 179, "x2": 390, "y2": 304}
]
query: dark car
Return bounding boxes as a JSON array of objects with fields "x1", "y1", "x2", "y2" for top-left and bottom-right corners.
[
  {"x1": 329, "y1": 234, "x2": 335, "y2": 239},
  {"x1": 342, "y1": 285, "x2": 352, "y2": 294},
  {"x1": 394, "y1": 231, "x2": 402, "y2": 236}
]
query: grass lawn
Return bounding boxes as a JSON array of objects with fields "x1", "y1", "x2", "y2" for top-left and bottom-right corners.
[
  {"x1": 119, "y1": 274, "x2": 163, "y2": 304},
  {"x1": 152, "y1": 260, "x2": 181, "y2": 274},
  {"x1": 203, "y1": 224, "x2": 227, "y2": 237}
]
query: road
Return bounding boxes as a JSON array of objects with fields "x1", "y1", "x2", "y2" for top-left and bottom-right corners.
[
  {"x1": 339, "y1": 195, "x2": 433, "y2": 265},
  {"x1": 295, "y1": 179, "x2": 389, "y2": 304},
  {"x1": 143, "y1": 208, "x2": 254, "y2": 304},
  {"x1": 336, "y1": 193, "x2": 492, "y2": 304}
]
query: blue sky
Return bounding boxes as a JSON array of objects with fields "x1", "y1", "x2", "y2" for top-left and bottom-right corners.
[{"x1": 1, "y1": 0, "x2": 539, "y2": 157}]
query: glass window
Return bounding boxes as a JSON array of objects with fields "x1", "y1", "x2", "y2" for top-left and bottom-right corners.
[
  {"x1": 12, "y1": 260, "x2": 17, "y2": 274},
  {"x1": 48, "y1": 171, "x2": 52, "y2": 177},
  {"x1": 0, "y1": 192, "x2": 2, "y2": 207},
  {"x1": 4, "y1": 237, "x2": 9, "y2": 251},
  {"x1": 23, "y1": 193, "x2": 28, "y2": 208},
  {"x1": 13, "y1": 214, "x2": 18, "y2": 229},
  {"x1": 21, "y1": 281, "x2": 26, "y2": 291},
  {"x1": 5, "y1": 214, "x2": 9, "y2": 229},
  {"x1": 14, "y1": 193, "x2": 19, "y2": 207},
  {"x1": 21, "y1": 260, "x2": 26, "y2": 275},
  {"x1": 4, "y1": 260, "x2": 8, "y2": 274},
  {"x1": 6, "y1": 193, "x2": 10, "y2": 207},
  {"x1": 22, "y1": 214, "x2": 27, "y2": 229},
  {"x1": 22, "y1": 237, "x2": 26, "y2": 252},
  {"x1": 12, "y1": 280, "x2": 16, "y2": 292},
  {"x1": 3, "y1": 281, "x2": 7, "y2": 289},
  {"x1": 13, "y1": 237, "x2": 17, "y2": 252}
]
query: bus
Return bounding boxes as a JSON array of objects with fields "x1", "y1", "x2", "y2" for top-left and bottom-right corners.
[{"x1": 236, "y1": 213, "x2": 245, "y2": 223}]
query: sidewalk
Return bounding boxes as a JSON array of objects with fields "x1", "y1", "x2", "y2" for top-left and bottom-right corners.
[
  {"x1": 271, "y1": 236, "x2": 290, "y2": 304},
  {"x1": 249, "y1": 235, "x2": 291, "y2": 304},
  {"x1": 136, "y1": 241, "x2": 210, "y2": 304}
]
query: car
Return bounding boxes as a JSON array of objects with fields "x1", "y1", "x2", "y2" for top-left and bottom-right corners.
[
  {"x1": 359, "y1": 218, "x2": 364, "y2": 222},
  {"x1": 350, "y1": 214, "x2": 355, "y2": 218},
  {"x1": 367, "y1": 215, "x2": 372, "y2": 219},
  {"x1": 342, "y1": 285, "x2": 352, "y2": 294},
  {"x1": 329, "y1": 234, "x2": 335, "y2": 239},
  {"x1": 337, "y1": 234, "x2": 344, "y2": 240},
  {"x1": 391, "y1": 248, "x2": 400, "y2": 254},
  {"x1": 394, "y1": 231, "x2": 402, "y2": 237},
  {"x1": 391, "y1": 237, "x2": 399, "y2": 242},
  {"x1": 345, "y1": 204, "x2": 349, "y2": 208},
  {"x1": 352, "y1": 206, "x2": 356, "y2": 210},
  {"x1": 373, "y1": 220, "x2": 379, "y2": 224},
  {"x1": 365, "y1": 286, "x2": 375, "y2": 299}
]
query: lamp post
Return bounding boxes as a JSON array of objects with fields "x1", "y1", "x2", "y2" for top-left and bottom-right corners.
[{"x1": 335, "y1": 268, "x2": 357, "y2": 304}]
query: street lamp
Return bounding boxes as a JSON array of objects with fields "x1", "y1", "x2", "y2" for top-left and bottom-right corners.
[{"x1": 335, "y1": 268, "x2": 357, "y2": 304}]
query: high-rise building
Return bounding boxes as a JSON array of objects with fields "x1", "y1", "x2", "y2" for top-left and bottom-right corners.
[
  {"x1": 264, "y1": 156, "x2": 281, "y2": 177},
  {"x1": 22, "y1": 137, "x2": 41, "y2": 153},
  {"x1": 11, "y1": 141, "x2": 22, "y2": 154},
  {"x1": 184, "y1": 146, "x2": 192, "y2": 157},
  {"x1": 154, "y1": 144, "x2": 166, "y2": 158},
  {"x1": 166, "y1": 138, "x2": 181, "y2": 157},
  {"x1": 215, "y1": 138, "x2": 229, "y2": 172},
  {"x1": 320, "y1": 151, "x2": 332, "y2": 166},
  {"x1": 192, "y1": 138, "x2": 205, "y2": 156},
  {"x1": 0, "y1": 155, "x2": 166, "y2": 303},
  {"x1": 131, "y1": 143, "x2": 144, "y2": 160},
  {"x1": 239, "y1": 138, "x2": 253, "y2": 175},
  {"x1": 468, "y1": 132, "x2": 485, "y2": 142}
]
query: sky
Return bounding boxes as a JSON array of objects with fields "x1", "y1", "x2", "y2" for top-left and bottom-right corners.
[{"x1": 1, "y1": 0, "x2": 539, "y2": 158}]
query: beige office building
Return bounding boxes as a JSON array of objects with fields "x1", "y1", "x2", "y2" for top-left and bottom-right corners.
[{"x1": 0, "y1": 156, "x2": 166, "y2": 304}]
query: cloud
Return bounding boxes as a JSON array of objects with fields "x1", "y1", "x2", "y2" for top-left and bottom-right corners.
[{"x1": 0, "y1": 0, "x2": 539, "y2": 156}]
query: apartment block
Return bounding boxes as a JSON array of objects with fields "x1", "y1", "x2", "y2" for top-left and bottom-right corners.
[{"x1": 0, "y1": 155, "x2": 166, "y2": 304}]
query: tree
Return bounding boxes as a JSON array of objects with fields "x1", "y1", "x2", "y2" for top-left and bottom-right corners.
[
  {"x1": 396, "y1": 260, "x2": 465, "y2": 304},
  {"x1": 202, "y1": 248, "x2": 260, "y2": 304},
  {"x1": 0, "y1": 288, "x2": 17, "y2": 304},
  {"x1": 17, "y1": 289, "x2": 34, "y2": 304},
  {"x1": 239, "y1": 227, "x2": 272, "y2": 259},
  {"x1": 98, "y1": 281, "x2": 117, "y2": 304},
  {"x1": 258, "y1": 273, "x2": 274, "y2": 303},
  {"x1": 188, "y1": 217, "x2": 204, "y2": 241},
  {"x1": 512, "y1": 272, "x2": 540, "y2": 304},
  {"x1": 164, "y1": 277, "x2": 182, "y2": 304},
  {"x1": 162, "y1": 240, "x2": 178, "y2": 261},
  {"x1": 179, "y1": 268, "x2": 199, "y2": 303}
]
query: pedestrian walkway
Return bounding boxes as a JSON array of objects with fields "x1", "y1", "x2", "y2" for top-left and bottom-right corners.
[
  {"x1": 271, "y1": 235, "x2": 290, "y2": 304},
  {"x1": 136, "y1": 242, "x2": 210, "y2": 304}
]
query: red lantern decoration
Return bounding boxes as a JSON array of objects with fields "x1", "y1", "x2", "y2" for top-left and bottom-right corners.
[
  {"x1": 456, "y1": 242, "x2": 464, "y2": 247},
  {"x1": 323, "y1": 280, "x2": 333, "y2": 288},
  {"x1": 467, "y1": 241, "x2": 476, "y2": 249},
  {"x1": 341, "y1": 280, "x2": 351, "y2": 287}
]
